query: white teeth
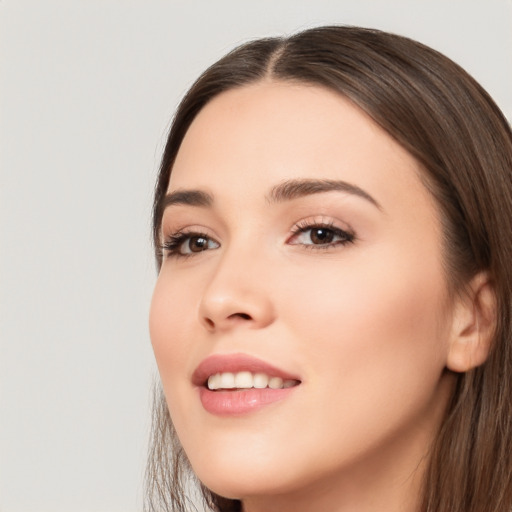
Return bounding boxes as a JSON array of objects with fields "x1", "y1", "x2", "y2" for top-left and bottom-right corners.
[
  {"x1": 219, "y1": 372, "x2": 235, "y2": 389},
  {"x1": 253, "y1": 373, "x2": 269, "y2": 389},
  {"x1": 234, "y1": 371, "x2": 253, "y2": 389},
  {"x1": 207, "y1": 371, "x2": 298, "y2": 391},
  {"x1": 268, "y1": 376, "x2": 284, "y2": 389},
  {"x1": 208, "y1": 373, "x2": 221, "y2": 389}
]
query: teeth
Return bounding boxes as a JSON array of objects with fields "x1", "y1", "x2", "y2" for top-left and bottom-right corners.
[
  {"x1": 268, "y1": 376, "x2": 284, "y2": 389},
  {"x1": 234, "y1": 371, "x2": 253, "y2": 389},
  {"x1": 208, "y1": 373, "x2": 221, "y2": 389},
  {"x1": 219, "y1": 372, "x2": 235, "y2": 389},
  {"x1": 253, "y1": 373, "x2": 269, "y2": 388},
  {"x1": 207, "y1": 372, "x2": 298, "y2": 391}
]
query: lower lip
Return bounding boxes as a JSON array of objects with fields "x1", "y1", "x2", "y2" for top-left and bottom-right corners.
[{"x1": 198, "y1": 386, "x2": 297, "y2": 416}]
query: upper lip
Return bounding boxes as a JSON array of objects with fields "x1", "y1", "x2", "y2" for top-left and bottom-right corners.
[{"x1": 192, "y1": 353, "x2": 301, "y2": 387}]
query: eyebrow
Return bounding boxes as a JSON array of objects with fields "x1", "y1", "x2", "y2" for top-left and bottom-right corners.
[
  {"x1": 267, "y1": 179, "x2": 382, "y2": 209},
  {"x1": 162, "y1": 178, "x2": 381, "y2": 212},
  {"x1": 161, "y1": 189, "x2": 213, "y2": 209}
]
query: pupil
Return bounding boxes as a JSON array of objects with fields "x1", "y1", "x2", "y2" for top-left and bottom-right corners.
[
  {"x1": 311, "y1": 228, "x2": 333, "y2": 244},
  {"x1": 190, "y1": 236, "x2": 207, "y2": 252}
]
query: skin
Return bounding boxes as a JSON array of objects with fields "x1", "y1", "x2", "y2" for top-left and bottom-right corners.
[{"x1": 150, "y1": 81, "x2": 472, "y2": 512}]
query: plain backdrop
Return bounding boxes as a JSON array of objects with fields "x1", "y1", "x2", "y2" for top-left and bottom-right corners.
[{"x1": 1, "y1": 1, "x2": 511, "y2": 511}]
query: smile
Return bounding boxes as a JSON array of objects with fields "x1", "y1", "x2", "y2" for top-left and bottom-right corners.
[
  {"x1": 207, "y1": 371, "x2": 299, "y2": 390},
  {"x1": 193, "y1": 353, "x2": 301, "y2": 415}
]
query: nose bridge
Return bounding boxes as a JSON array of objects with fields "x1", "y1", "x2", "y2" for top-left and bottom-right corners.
[{"x1": 198, "y1": 236, "x2": 275, "y2": 331}]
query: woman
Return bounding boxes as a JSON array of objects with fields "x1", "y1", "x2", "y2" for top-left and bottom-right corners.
[{"x1": 146, "y1": 26, "x2": 512, "y2": 512}]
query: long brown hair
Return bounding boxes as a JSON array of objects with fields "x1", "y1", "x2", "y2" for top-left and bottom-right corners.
[{"x1": 146, "y1": 26, "x2": 512, "y2": 512}]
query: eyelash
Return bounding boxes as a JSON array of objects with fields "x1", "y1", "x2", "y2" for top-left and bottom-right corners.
[
  {"x1": 161, "y1": 221, "x2": 355, "y2": 259},
  {"x1": 160, "y1": 230, "x2": 218, "y2": 259},
  {"x1": 289, "y1": 220, "x2": 355, "y2": 249}
]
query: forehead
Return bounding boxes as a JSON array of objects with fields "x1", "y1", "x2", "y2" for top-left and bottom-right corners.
[{"x1": 168, "y1": 81, "x2": 432, "y2": 218}]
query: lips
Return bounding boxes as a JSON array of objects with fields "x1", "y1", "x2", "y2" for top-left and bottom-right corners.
[
  {"x1": 192, "y1": 353, "x2": 301, "y2": 386},
  {"x1": 192, "y1": 353, "x2": 301, "y2": 415}
]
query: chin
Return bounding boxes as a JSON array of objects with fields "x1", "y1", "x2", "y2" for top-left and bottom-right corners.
[
  {"x1": 189, "y1": 451, "x2": 301, "y2": 501},
  {"x1": 195, "y1": 468, "x2": 260, "y2": 500}
]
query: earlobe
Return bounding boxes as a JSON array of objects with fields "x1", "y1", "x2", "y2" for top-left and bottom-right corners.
[{"x1": 446, "y1": 272, "x2": 497, "y2": 373}]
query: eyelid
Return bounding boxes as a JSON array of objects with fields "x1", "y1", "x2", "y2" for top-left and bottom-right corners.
[
  {"x1": 289, "y1": 215, "x2": 354, "y2": 235},
  {"x1": 287, "y1": 217, "x2": 355, "y2": 247},
  {"x1": 160, "y1": 225, "x2": 221, "y2": 259},
  {"x1": 160, "y1": 222, "x2": 219, "y2": 242}
]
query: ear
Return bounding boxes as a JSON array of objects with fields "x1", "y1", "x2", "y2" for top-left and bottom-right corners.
[{"x1": 446, "y1": 272, "x2": 496, "y2": 373}]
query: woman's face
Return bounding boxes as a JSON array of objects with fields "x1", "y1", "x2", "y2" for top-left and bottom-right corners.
[{"x1": 150, "y1": 82, "x2": 456, "y2": 508}]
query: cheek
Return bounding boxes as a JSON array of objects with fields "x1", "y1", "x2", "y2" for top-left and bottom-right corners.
[
  {"x1": 281, "y1": 248, "x2": 450, "y2": 416},
  {"x1": 149, "y1": 269, "x2": 198, "y2": 386},
  {"x1": 268, "y1": 253, "x2": 452, "y2": 473}
]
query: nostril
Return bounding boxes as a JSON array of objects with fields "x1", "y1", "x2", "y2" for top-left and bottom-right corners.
[
  {"x1": 230, "y1": 313, "x2": 251, "y2": 320},
  {"x1": 203, "y1": 313, "x2": 252, "y2": 330}
]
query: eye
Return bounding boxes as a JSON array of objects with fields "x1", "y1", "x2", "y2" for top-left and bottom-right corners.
[
  {"x1": 162, "y1": 231, "x2": 220, "y2": 257},
  {"x1": 289, "y1": 222, "x2": 354, "y2": 248}
]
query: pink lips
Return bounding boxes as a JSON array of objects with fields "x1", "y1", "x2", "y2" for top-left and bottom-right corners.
[{"x1": 193, "y1": 353, "x2": 301, "y2": 416}]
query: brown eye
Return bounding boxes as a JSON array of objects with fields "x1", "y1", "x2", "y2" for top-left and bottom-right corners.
[
  {"x1": 288, "y1": 223, "x2": 354, "y2": 248},
  {"x1": 188, "y1": 236, "x2": 209, "y2": 253},
  {"x1": 162, "y1": 231, "x2": 220, "y2": 257},
  {"x1": 309, "y1": 228, "x2": 335, "y2": 244},
  {"x1": 180, "y1": 235, "x2": 220, "y2": 255}
]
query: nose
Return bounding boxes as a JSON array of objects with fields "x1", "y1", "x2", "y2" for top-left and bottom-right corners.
[{"x1": 198, "y1": 249, "x2": 276, "y2": 333}]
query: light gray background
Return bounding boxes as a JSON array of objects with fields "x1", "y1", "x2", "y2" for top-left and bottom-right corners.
[{"x1": 1, "y1": 1, "x2": 511, "y2": 511}]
